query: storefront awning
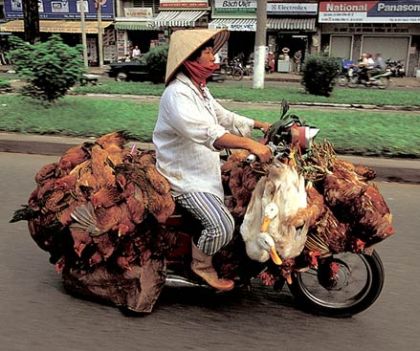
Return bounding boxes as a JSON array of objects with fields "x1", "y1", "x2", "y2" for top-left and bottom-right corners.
[
  {"x1": 0, "y1": 20, "x2": 113, "y2": 34},
  {"x1": 208, "y1": 18, "x2": 256, "y2": 32},
  {"x1": 152, "y1": 11, "x2": 207, "y2": 27},
  {"x1": 114, "y1": 21, "x2": 154, "y2": 31},
  {"x1": 267, "y1": 18, "x2": 316, "y2": 31},
  {"x1": 209, "y1": 17, "x2": 316, "y2": 32}
]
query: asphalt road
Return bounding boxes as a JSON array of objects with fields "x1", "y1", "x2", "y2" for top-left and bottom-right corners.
[{"x1": 1, "y1": 152, "x2": 419, "y2": 351}]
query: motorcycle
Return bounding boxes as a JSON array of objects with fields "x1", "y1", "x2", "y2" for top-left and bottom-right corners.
[
  {"x1": 338, "y1": 65, "x2": 392, "y2": 89},
  {"x1": 220, "y1": 56, "x2": 244, "y2": 80},
  {"x1": 386, "y1": 59, "x2": 405, "y2": 77},
  {"x1": 15, "y1": 103, "x2": 388, "y2": 318}
]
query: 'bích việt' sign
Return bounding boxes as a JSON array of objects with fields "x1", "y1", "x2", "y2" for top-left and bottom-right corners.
[{"x1": 214, "y1": 0, "x2": 257, "y2": 14}]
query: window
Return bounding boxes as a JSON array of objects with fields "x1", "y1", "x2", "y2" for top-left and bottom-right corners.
[{"x1": 133, "y1": 0, "x2": 158, "y2": 13}]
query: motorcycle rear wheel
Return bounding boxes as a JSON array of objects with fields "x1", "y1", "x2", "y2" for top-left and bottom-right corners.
[
  {"x1": 288, "y1": 250, "x2": 384, "y2": 317},
  {"x1": 232, "y1": 68, "x2": 244, "y2": 81}
]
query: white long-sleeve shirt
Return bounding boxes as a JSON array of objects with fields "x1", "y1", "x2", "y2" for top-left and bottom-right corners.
[{"x1": 153, "y1": 72, "x2": 255, "y2": 200}]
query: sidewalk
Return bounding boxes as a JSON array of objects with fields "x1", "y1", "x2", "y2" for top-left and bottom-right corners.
[
  {"x1": 1, "y1": 132, "x2": 419, "y2": 184},
  {"x1": 2, "y1": 65, "x2": 418, "y2": 88}
]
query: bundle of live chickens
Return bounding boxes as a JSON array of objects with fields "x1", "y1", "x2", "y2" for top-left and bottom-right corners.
[{"x1": 11, "y1": 132, "x2": 177, "y2": 313}]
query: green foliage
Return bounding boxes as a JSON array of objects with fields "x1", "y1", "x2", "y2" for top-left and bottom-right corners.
[
  {"x1": 144, "y1": 44, "x2": 169, "y2": 84},
  {"x1": 301, "y1": 55, "x2": 341, "y2": 97},
  {"x1": 7, "y1": 34, "x2": 84, "y2": 103}
]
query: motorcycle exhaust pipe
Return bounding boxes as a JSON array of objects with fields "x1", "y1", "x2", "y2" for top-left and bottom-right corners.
[{"x1": 165, "y1": 274, "x2": 211, "y2": 289}]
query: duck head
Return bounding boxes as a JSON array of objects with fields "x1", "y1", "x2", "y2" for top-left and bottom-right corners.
[
  {"x1": 257, "y1": 233, "x2": 282, "y2": 265},
  {"x1": 260, "y1": 202, "x2": 279, "y2": 233}
]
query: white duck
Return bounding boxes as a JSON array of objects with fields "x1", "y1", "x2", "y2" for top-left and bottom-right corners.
[
  {"x1": 241, "y1": 160, "x2": 309, "y2": 263},
  {"x1": 240, "y1": 178, "x2": 282, "y2": 265}
]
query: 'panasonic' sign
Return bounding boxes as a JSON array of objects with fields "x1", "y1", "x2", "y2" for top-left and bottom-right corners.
[{"x1": 377, "y1": 3, "x2": 420, "y2": 12}]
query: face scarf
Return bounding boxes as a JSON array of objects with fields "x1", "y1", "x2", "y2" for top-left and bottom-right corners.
[{"x1": 183, "y1": 60, "x2": 218, "y2": 89}]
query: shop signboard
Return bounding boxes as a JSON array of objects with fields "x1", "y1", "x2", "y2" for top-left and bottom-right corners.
[
  {"x1": 210, "y1": 21, "x2": 256, "y2": 31},
  {"x1": 267, "y1": 2, "x2": 318, "y2": 15},
  {"x1": 124, "y1": 7, "x2": 153, "y2": 18},
  {"x1": 159, "y1": 0, "x2": 209, "y2": 8},
  {"x1": 4, "y1": 0, "x2": 115, "y2": 20},
  {"x1": 214, "y1": 0, "x2": 257, "y2": 14},
  {"x1": 319, "y1": 1, "x2": 420, "y2": 23}
]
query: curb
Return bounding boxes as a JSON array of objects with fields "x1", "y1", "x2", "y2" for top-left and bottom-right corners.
[
  {"x1": 1, "y1": 132, "x2": 419, "y2": 184},
  {"x1": 75, "y1": 93, "x2": 420, "y2": 113}
]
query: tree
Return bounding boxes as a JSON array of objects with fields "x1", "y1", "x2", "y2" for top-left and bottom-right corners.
[
  {"x1": 8, "y1": 35, "x2": 85, "y2": 103},
  {"x1": 22, "y1": 0, "x2": 40, "y2": 44},
  {"x1": 144, "y1": 44, "x2": 169, "y2": 84},
  {"x1": 301, "y1": 55, "x2": 341, "y2": 97}
]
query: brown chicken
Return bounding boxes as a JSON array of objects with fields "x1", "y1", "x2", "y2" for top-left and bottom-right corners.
[{"x1": 58, "y1": 144, "x2": 91, "y2": 174}]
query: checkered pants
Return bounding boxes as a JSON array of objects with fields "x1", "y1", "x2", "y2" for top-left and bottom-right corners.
[{"x1": 175, "y1": 192, "x2": 235, "y2": 255}]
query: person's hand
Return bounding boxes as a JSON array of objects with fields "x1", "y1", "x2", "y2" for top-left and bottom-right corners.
[
  {"x1": 255, "y1": 121, "x2": 271, "y2": 134},
  {"x1": 249, "y1": 142, "x2": 272, "y2": 163},
  {"x1": 260, "y1": 122, "x2": 271, "y2": 134}
]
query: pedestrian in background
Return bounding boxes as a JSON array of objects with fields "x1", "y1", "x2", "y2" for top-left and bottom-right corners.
[{"x1": 132, "y1": 45, "x2": 141, "y2": 59}]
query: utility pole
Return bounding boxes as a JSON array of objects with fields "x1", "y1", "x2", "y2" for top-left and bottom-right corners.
[
  {"x1": 253, "y1": 0, "x2": 267, "y2": 89},
  {"x1": 96, "y1": 0, "x2": 104, "y2": 68},
  {"x1": 22, "y1": 0, "x2": 40, "y2": 44},
  {"x1": 80, "y1": 0, "x2": 88, "y2": 68}
]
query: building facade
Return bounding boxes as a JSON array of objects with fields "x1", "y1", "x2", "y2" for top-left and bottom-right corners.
[
  {"x1": 319, "y1": 0, "x2": 420, "y2": 76},
  {"x1": 0, "y1": 0, "x2": 419, "y2": 75},
  {"x1": 209, "y1": 0, "x2": 319, "y2": 72},
  {"x1": 0, "y1": 0, "x2": 116, "y2": 64}
]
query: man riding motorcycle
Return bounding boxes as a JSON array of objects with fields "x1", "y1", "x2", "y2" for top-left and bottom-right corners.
[
  {"x1": 358, "y1": 52, "x2": 375, "y2": 82},
  {"x1": 152, "y1": 29, "x2": 272, "y2": 291}
]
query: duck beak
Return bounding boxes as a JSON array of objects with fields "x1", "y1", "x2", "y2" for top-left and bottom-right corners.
[
  {"x1": 269, "y1": 246, "x2": 282, "y2": 265},
  {"x1": 260, "y1": 216, "x2": 271, "y2": 233}
]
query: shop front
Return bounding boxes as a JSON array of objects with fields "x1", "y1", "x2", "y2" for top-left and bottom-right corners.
[
  {"x1": 0, "y1": 0, "x2": 116, "y2": 65},
  {"x1": 114, "y1": 6, "x2": 160, "y2": 62},
  {"x1": 319, "y1": 0, "x2": 420, "y2": 76},
  {"x1": 151, "y1": 0, "x2": 210, "y2": 37},
  {"x1": 208, "y1": 0, "x2": 257, "y2": 61},
  {"x1": 266, "y1": 2, "x2": 318, "y2": 73},
  {"x1": 209, "y1": 1, "x2": 319, "y2": 72}
]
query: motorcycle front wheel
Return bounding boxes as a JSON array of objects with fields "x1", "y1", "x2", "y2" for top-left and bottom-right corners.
[
  {"x1": 288, "y1": 250, "x2": 384, "y2": 317},
  {"x1": 347, "y1": 75, "x2": 359, "y2": 88},
  {"x1": 337, "y1": 74, "x2": 348, "y2": 87}
]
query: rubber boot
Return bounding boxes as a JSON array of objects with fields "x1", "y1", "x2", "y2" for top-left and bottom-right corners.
[{"x1": 191, "y1": 243, "x2": 234, "y2": 291}]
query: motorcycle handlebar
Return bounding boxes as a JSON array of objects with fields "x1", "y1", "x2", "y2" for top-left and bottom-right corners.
[{"x1": 246, "y1": 154, "x2": 258, "y2": 164}]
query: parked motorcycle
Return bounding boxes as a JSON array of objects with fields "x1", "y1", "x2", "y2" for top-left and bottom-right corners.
[
  {"x1": 386, "y1": 59, "x2": 405, "y2": 77},
  {"x1": 220, "y1": 56, "x2": 244, "y2": 80},
  {"x1": 338, "y1": 65, "x2": 392, "y2": 89}
]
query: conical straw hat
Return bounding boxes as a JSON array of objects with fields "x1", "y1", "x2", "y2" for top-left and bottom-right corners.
[{"x1": 165, "y1": 29, "x2": 229, "y2": 85}]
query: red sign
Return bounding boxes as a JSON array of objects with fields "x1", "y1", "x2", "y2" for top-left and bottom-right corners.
[{"x1": 160, "y1": 1, "x2": 208, "y2": 8}]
